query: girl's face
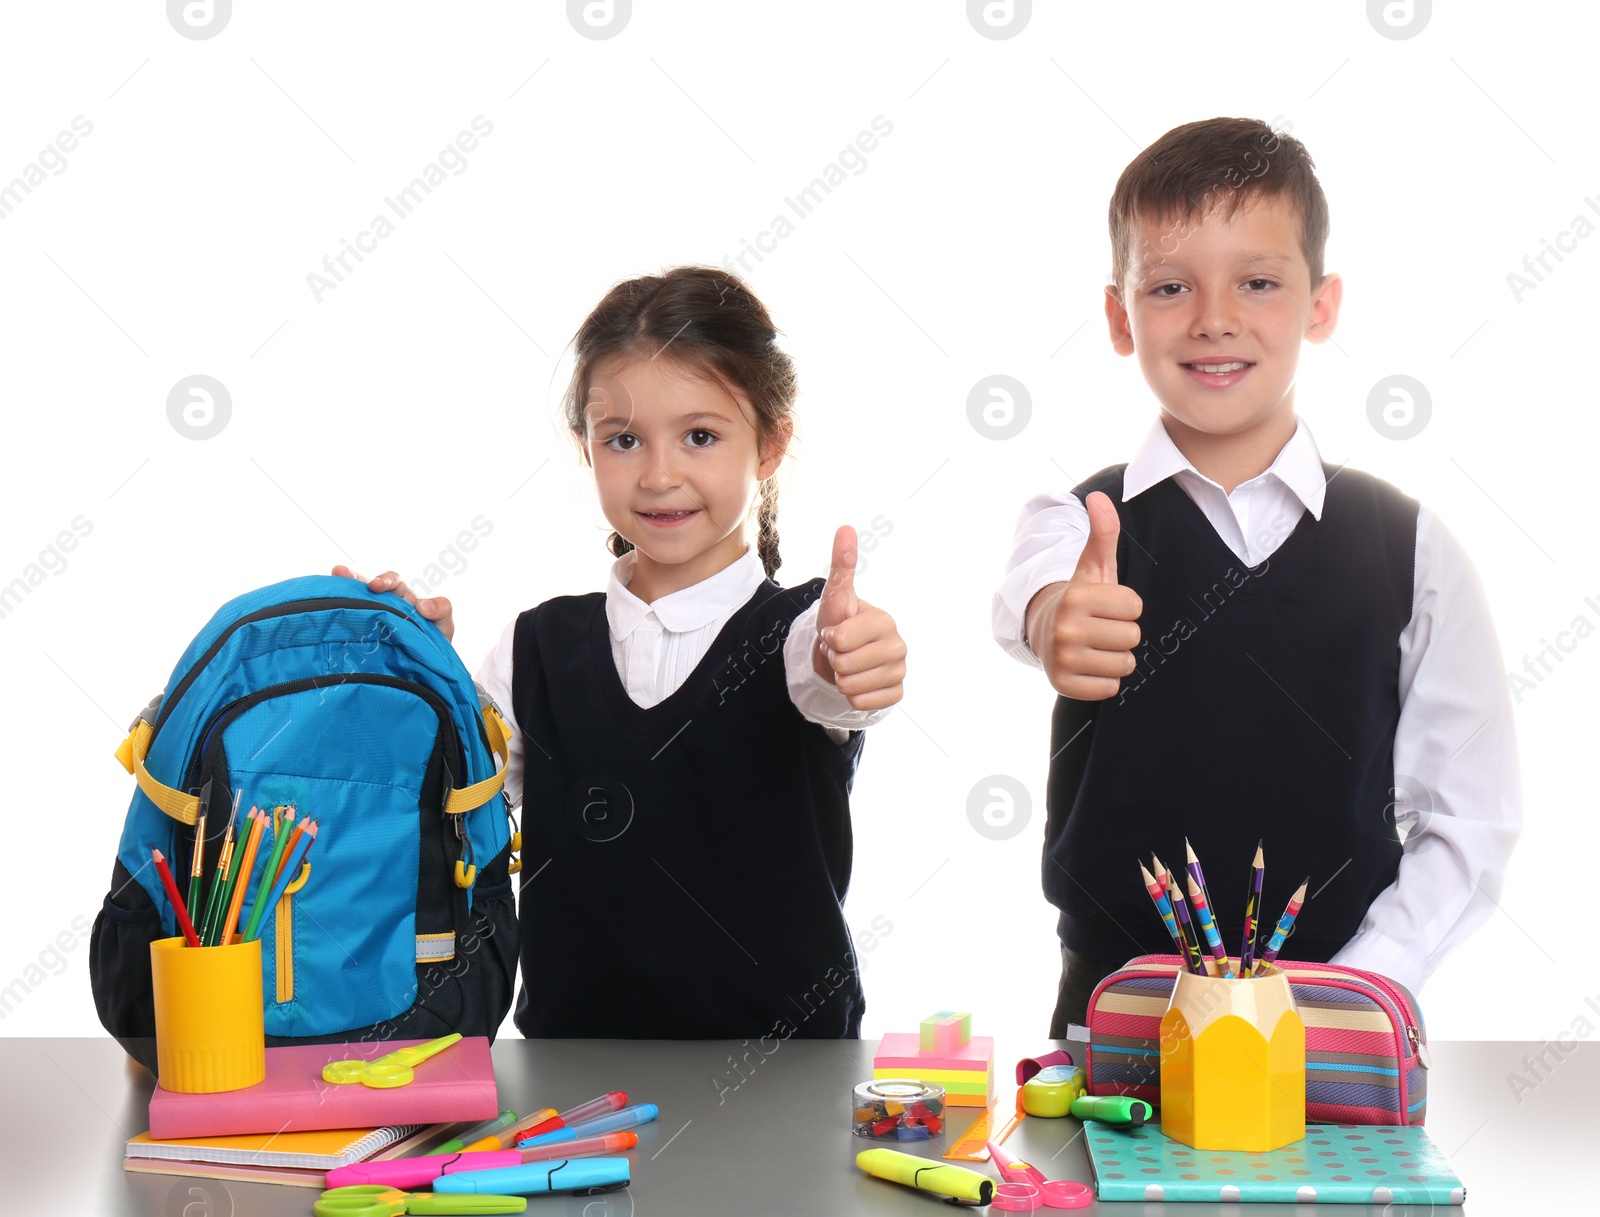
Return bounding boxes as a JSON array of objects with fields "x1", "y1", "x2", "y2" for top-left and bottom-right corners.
[{"x1": 583, "y1": 354, "x2": 787, "y2": 601}]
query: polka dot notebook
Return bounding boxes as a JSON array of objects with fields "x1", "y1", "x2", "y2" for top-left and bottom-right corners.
[{"x1": 1083, "y1": 1122, "x2": 1466, "y2": 1205}]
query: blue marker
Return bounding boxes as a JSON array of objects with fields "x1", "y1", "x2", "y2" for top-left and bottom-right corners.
[
  {"x1": 517, "y1": 1103, "x2": 658, "y2": 1148},
  {"x1": 434, "y1": 1157, "x2": 631, "y2": 1196}
]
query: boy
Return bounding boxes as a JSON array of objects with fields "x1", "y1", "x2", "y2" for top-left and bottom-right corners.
[{"x1": 992, "y1": 117, "x2": 1521, "y2": 1035}]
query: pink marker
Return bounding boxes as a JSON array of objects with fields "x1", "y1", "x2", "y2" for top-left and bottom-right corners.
[{"x1": 325, "y1": 1149, "x2": 519, "y2": 1190}]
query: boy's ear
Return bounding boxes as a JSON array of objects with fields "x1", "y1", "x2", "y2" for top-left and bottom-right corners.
[
  {"x1": 1305, "y1": 272, "x2": 1343, "y2": 345},
  {"x1": 758, "y1": 417, "x2": 794, "y2": 480},
  {"x1": 1105, "y1": 284, "x2": 1136, "y2": 356}
]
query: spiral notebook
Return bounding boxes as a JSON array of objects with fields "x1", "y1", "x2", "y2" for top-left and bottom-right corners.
[
  {"x1": 1084, "y1": 1121, "x2": 1466, "y2": 1205},
  {"x1": 124, "y1": 1122, "x2": 448, "y2": 1189},
  {"x1": 126, "y1": 1123, "x2": 425, "y2": 1169}
]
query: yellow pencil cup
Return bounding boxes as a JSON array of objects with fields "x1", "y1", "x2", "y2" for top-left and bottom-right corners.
[
  {"x1": 1159, "y1": 963, "x2": 1306, "y2": 1152},
  {"x1": 150, "y1": 936, "x2": 266, "y2": 1093}
]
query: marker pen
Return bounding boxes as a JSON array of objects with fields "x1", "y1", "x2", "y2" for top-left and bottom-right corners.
[
  {"x1": 1070, "y1": 1095, "x2": 1152, "y2": 1126},
  {"x1": 856, "y1": 1148, "x2": 994, "y2": 1205},
  {"x1": 324, "y1": 1132, "x2": 638, "y2": 1190},
  {"x1": 434, "y1": 1157, "x2": 631, "y2": 1196}
]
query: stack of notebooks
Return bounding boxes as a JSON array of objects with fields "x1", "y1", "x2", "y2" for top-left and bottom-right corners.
[
  {"x1": 126, "y1": 1036, "x2": 500, "y2": 1188},
  {"x1": 126, "y1": 1124, "x2": 438, "y2": 1188}
]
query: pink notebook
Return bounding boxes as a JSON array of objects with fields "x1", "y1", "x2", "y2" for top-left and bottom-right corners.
[{"x1": 149, "y1": 1037, "x2": 499, "y2": 1140}]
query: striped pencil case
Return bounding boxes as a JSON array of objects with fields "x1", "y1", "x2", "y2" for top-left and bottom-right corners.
[{"x1": 1085, "y1": 955, "x2": 1431, "y2": 1126}]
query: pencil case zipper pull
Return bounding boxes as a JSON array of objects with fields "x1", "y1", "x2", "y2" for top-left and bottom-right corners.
[{"x1": 1407, "y1": 1024, "x2": 1431, "y2": 1069}]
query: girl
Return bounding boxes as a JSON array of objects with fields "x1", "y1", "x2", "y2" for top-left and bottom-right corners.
[{"x1": 338, "y1": 266, "x2": 906, "y2": 1039}]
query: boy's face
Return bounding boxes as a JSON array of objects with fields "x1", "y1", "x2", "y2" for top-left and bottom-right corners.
[{"x1": 1105, "y1": 191, "x2": 1341, "y2": 450}]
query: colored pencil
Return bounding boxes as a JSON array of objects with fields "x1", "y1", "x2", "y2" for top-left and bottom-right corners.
[
  {"x1": 1258, "y1": 878, "x2": 1309, "y2": 970},
  {"x1": 1151, "y1": 853, "x2": 1191, "y2": 960},
  {"x1": 218, "y1": 808, "x2": 266, "y2": 947},
  {"x1": 467, "y1": 1107, "x2": 559, "y2": 1152},
  {"x1": 1240, "y1": 842, "x2": 1265, "y2": 977},
  {"x1": 1186, "y1": 875, "x2": 1235, "y2": 979},
  {"x1": 245, "y1": 823, "x2": 316, "y2": 943},
  {"x1": 270, "y1": 815, "x2": 310, "y2": 887},
  {"x1": 426, "y1": 1111, "x2": 519, "y2": 1156},
  {"x1": 1139, "y1": 862, "x2": 1189, "y2": 960},
  {"x1": 279, "y1": 819, "x2": 321, "y2": 892},
  {"x1": 1184, "y1": 839, "x2": 1217, "y2": 926},
  {"x1": 207, "y1": 804, "x2": 254, "y2": 947},
  {"x1": 151, "y1": 849, "x2": 201, "y2": 948},
  {"x1": 1166, "y1": 872, "x2": 1206, "y2": 975},
  {"x1": 243, "y1": 808, "x2": 295, "y2": 943}
]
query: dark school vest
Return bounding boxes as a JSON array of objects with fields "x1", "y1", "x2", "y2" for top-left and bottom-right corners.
[
  {"x1": 509, "y1": 577, "x2": 866, "y2": 1038},
  {"x1": 1046, "y1": 464, "x2": 1419, "y2": 964}
]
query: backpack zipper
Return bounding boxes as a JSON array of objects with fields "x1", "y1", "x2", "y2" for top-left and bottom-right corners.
[
  {"x1": 182, "y1": 673, "x2": 465, "y2": 794},
  {"x1": 154, "y1": 597, "x2": 419, "y2": 736}
]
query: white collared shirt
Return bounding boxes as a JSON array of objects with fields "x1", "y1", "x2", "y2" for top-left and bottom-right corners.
[
  {"x1": 991, "y1": 417, "x2": 1523, "y2": 996},
  {"x1": 478, "y1": 545, "x2": 890, "y2": 811}
]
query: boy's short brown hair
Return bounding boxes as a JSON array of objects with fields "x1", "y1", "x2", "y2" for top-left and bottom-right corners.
[{"x1": 1109, "y1": 116, "x2": 1330, "y2": 297}]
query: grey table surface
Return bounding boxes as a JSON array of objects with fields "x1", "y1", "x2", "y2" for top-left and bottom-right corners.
[{"x1": 3, "y1": 1036, "x2": 1591, "y2": 1214}]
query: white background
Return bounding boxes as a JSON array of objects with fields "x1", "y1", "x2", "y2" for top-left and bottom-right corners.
[{"x1": 1, "y1": 1, "x2": 1595, "y2": 1054}]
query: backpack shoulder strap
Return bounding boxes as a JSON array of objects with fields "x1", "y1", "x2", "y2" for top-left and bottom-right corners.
[{"x1": 114, "y1": 719, "x2": 201, "y2": 825}]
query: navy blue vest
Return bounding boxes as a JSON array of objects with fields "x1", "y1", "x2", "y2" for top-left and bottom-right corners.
[
  {"x1": 1046, "y1": 464, "x2": 1418, "y2": 964},
  {"x1": 509, "y1": 578, "x2": 866, "y2": 1038}
]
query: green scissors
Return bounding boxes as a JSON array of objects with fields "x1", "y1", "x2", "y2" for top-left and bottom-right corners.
[
  {"x1": 314, "y1": 1184, "x2": 526, "y2": 1216},
  {"x1": 321, "y1": 1033, "x2": 462, "y2": 1088}
]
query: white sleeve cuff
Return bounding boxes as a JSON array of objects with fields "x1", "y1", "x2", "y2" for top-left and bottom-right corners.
[
  {"x1": 1002, "y1": 565, "x2": 1080, "y2": 670},
  {"x1": 1329, "y1": 927, "x2": 1426, "y2": 1000},
  {"x1": 991, "y1": 489, "x2": 1092, "y2": 669},
  {"x1": 782, "y1": 600, "x2": 892, "y2": 739}
]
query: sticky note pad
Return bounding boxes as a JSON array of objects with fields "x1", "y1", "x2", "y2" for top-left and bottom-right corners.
[
  {"x1": 919, "y1": 1010, "x2": 955, "y2": 1052},
  {"x1": 918, "y1": 1010, "x2": 972, "y2": 1054}
]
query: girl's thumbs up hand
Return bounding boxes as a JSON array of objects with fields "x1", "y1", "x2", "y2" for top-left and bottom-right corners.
[
  {"x1": 1024, "y1": 491, "x2": 1143, "y2": 701},
  {"x1": 331, "y1": 565, "x2": 456, "y2": 643},
  {"x1": 812, "y1": 525, "x2": 906, "y2": 710}
]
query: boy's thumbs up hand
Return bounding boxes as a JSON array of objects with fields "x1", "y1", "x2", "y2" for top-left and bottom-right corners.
[
  {"x1": 1025, "y1": 491, "x2": 1143, "y2": 701},
  {"x1": 813, "y1": 525, "x2": 906, "y2": 711},
  {"x1": 1075, "y1": 489, "x2": 1122, "y2": 584}
]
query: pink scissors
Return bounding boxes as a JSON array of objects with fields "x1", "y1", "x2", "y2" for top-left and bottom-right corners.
[{"x1": 987, "y1": 1139, "x2": 1092, "y2": 1210}]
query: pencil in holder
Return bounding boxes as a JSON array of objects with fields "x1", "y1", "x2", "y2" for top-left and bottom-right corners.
[
  {"x1": 150, "y1": 936, "x2": 266, "y2": 1093},
  {"x1": 1158, "y1": 961, "x2": 1305, "y2": 1152}
]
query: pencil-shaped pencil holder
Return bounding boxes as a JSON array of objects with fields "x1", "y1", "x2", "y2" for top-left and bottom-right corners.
[
  {"x1": 150, "y1": 936, "x2": 266, "y2": 1093},
  {"x1": 1158, "y1": 962, "x2": 1305, "y2": 1152}
]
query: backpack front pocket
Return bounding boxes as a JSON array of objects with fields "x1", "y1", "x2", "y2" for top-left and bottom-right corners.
[{"x1": 198, "y1": 678, "x2": 458, "y2": 1038}]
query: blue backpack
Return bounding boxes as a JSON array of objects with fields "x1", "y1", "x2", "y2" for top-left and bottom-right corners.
[{"x1": 90, "y1": 575, "x2": 521, "y2": 1074}]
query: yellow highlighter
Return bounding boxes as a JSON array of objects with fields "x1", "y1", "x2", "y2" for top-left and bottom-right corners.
[{"x1": 856, "y1": 1148, "x2": 995, "y2": 1205}]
